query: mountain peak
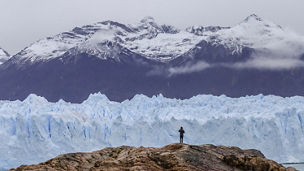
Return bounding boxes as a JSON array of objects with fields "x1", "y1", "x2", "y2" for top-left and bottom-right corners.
[
  {"x1": 0, "y1": 47, "x2": 10, "y2": 64},
  {"x1": 0, "y1": 48, "x2": 10, "y2": 57},
  {"x1": 237, "y1": 13, "x2": 283, "y2": 31},
  {"x1": 140, "y1": 16, "x2": 156, "y2": 24},
  {"x1": 243, "y1": 14, "x2": 263, "y2": 22}
]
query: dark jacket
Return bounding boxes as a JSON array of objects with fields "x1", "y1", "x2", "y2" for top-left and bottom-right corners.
[{"x1": 179, "y1": 128, "x2": 185, "y2": 137}]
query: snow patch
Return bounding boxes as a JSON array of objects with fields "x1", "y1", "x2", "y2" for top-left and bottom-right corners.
[
  {"x1": 124, "y1": 31, "x2": 201, "y2": 61},
  {"x1": 0, "y1": 48, "x2": 10, "y2": 65}
]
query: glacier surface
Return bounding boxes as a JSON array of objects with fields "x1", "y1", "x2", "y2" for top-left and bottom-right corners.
[{"x1": 0, "y1": 93, "x2": 304, "y2": 170}]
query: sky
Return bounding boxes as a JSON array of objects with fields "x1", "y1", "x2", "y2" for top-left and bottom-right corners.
[{"x1": 0, "y1": 0, "x2": 303, "y2": 55}]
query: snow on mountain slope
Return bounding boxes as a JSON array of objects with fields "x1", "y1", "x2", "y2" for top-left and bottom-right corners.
[
  {"x1": 15, "y1": 17, "x2": 201, "y2": 63},
  {"x1": 0, "y1": 48, "x2": 10, "y2": 65},
  {"x1": 0, "y1": 93, "x2": 304, "y2": 170},
  {"x1": 213, "y1": 14, "x2": 304, "y2": 56},
  {"x1": 13, "y1": 14, "x2": 304, "y2": 64},
  {"x1": 122, "y1": 17, "x2": 202, "y2": 61}
]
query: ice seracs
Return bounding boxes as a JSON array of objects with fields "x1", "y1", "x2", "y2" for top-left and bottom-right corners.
[
  {"x1": 0, "y1": 47, "x2": 10, "y2": 65},
  {"x1": 0, "y1": 93, "x2": 304, "y2": 170}
]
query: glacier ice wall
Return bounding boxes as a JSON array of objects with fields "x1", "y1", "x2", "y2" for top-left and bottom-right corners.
[{"x1": 0, "y1": 93, "x2": 304, "y2": 170}]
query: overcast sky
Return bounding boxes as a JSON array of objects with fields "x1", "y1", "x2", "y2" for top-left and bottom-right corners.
[{"x1": 0, "y1": 0, "x2": 303, "y2": 54}]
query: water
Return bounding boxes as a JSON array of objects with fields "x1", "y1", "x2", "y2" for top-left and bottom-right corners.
[{"x1": 283, "y1": 163, "x2": 304, "y2": 171}]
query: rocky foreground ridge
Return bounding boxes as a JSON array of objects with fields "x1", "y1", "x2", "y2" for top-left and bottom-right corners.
[{"x1": 11, "y1": 144, "x2": 296, "y2": 171}]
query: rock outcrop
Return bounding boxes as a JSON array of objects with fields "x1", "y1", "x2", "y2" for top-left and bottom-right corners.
[{"x1": 11, "y1": 144, "x2": 296, "y2": 171}]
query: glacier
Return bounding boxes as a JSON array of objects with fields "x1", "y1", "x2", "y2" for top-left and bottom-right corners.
[{"x1": 0, "y1": 93, "x2": 304, "y2": 170}]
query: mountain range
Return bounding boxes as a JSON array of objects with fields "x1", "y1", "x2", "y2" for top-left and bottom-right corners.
[{"x1": 1, "y1": 14, "x2": 304, "y2": 102}]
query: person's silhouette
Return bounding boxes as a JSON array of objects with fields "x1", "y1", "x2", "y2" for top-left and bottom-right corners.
[{"x1": 179, "y1": 127, "x2": 185, "y2": 144}]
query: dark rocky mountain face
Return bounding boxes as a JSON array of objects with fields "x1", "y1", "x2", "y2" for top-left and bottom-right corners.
[
  {"x1": 1, "y1": 42, "x2": 304, "y2": 103},
  {"x1": 170, "y1": 40, "x2": 254, "y2": 65},
  {"x1": 0, "y1": 48, "x2": 165, "y2": 102},
  {"x1": 1, "y1": 15, "x2": 304, "y2": 103}
]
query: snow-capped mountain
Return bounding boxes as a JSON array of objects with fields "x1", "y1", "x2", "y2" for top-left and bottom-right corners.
[
  {"x1": 0, "y1": 94, "x2": 304, "y2": 170},
  {"x1": 0, "y1": 14, "x2": 304, "y2": 102},
  {"x1": 0, "y1": 48, "x2": 10, "y2": 65},
  {"x1": 13, "y1": 16, "x2": 202, "y2": 63},
  {"x1": 12, "y1": 14, "x2": 304, "y2": 63}
]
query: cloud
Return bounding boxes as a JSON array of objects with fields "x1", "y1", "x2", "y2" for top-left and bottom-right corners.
[
  {"x1": 166, "y1": 26, "x2": 304, "y2": 75},
  {"x1": 88, "y1": 29, "x2": 116, "y2": 44},
  {"x1": 231, "y1": 57, "x2": 304, "y2": 70},
  {"x1": 262, "y1": 28, "x2": 304, "y2": 58},
  {"x1": 167, "y1": 50, "x2": 304, "y2": 76},
  {"x1": 231, "y1": 30, "x2": 304, "y2": 70},
  {"x1": 168, "y1": 61, "x2": 210, "y2": 75}
]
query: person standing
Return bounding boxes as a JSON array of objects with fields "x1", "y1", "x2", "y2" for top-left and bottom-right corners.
[{"x1": 179, "y1": 127, "x2": 185, "y2": 144}]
